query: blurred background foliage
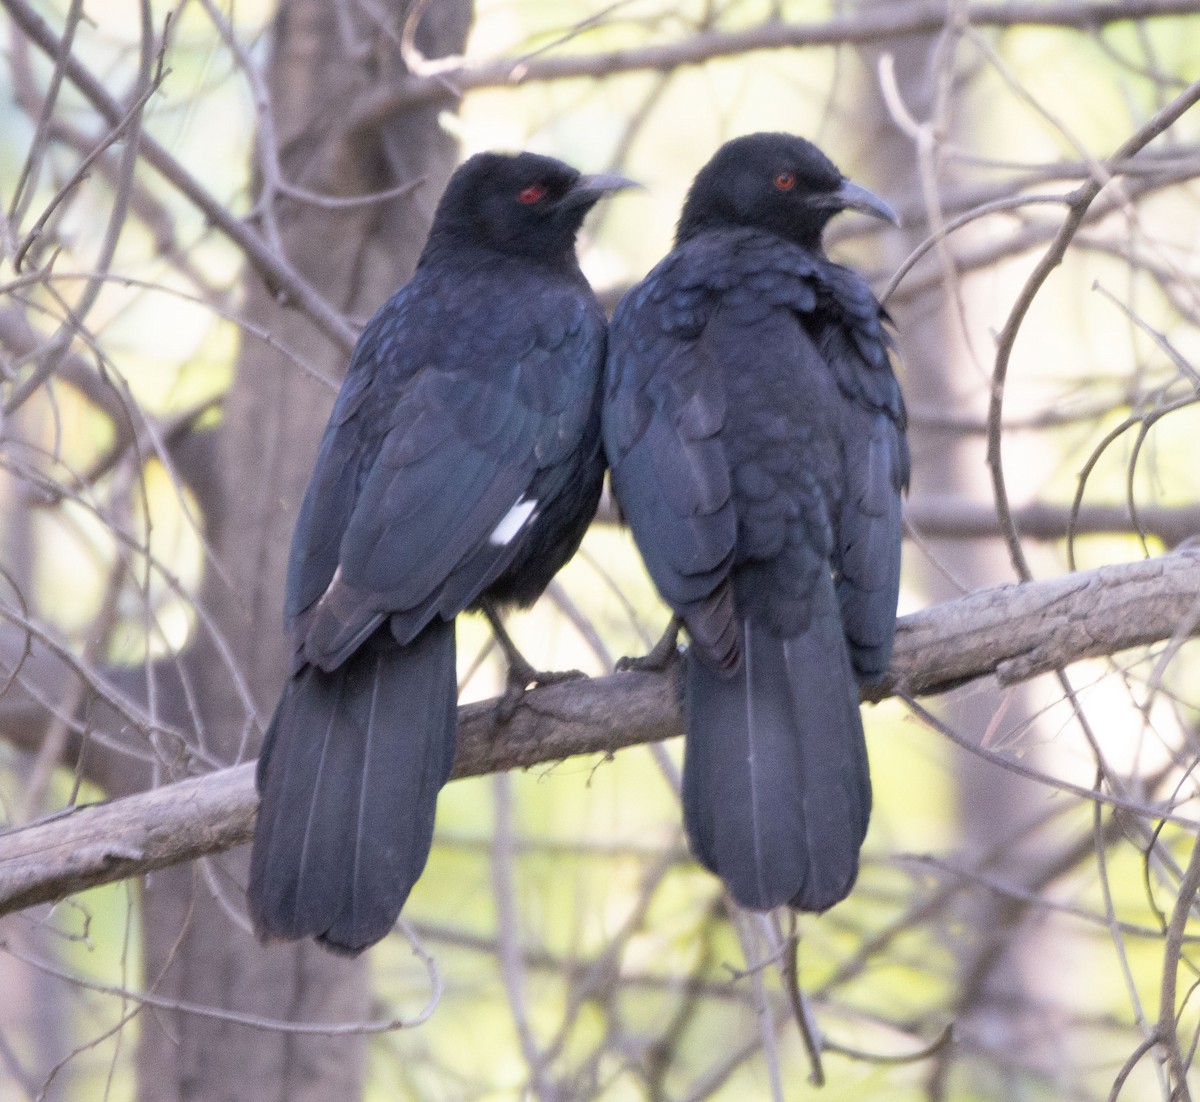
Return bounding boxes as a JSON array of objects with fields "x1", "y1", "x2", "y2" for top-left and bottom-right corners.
[{"x1": 2, "y1": 1, "x2": 1200, "y2": 1099}]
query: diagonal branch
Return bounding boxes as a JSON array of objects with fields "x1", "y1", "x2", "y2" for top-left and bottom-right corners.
[
  {"x1": 1, "y1": 551, "x2": 1199, "y2": 918},
  {"x1": 2, "y1": 0, "x2": 358, "y2": 353}
]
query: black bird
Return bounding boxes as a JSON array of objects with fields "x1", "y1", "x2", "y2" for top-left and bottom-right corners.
[
  {"x1": 249, "y1": 151, "x2": 632, "y2": 954},
  {"x1": 603, "y1": 133, "x2": 908, "y2": 912}
]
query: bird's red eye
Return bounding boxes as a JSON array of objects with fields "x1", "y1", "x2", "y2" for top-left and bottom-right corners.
[
  {"x1": 774, "y1": 172, "x2": 796, "y2": 191},
  {"x1": 518, "y1": 183, "x2": 548, "y2": 204}
]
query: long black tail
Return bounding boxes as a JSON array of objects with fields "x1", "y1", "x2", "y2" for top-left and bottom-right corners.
[
  {"x1": 248, "y1": 620, "x2": 457, "y2": 954},
  {"x1": 682, "y1": 576, "x2": 870, "y2": 912}
]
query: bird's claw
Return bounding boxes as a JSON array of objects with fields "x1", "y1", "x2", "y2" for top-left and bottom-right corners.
[
  {"x1": 493, "y1": 665, "x2": 586, "y2": 725},
  {"x1": 615, "y1": 647, "x2": 681, "y2": 674},
  {"x1": 615, "y1": 617, "x2": 683, "y2": 674}
]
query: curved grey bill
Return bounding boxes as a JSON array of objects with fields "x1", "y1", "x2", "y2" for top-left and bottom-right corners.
[
  {"x1": 835, "y1": 179, "x2": 901, "y2": 227},
  {"x1": 574, "y1": 172, "x2": 642, "y2": 196}
]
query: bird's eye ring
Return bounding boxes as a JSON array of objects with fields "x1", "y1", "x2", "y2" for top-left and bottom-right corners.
[
  {"x1": 518, "y1": 183, "x2": 548, "y2": 204},
  {"x1": 773, "y1": 172, "x2": 796, "y2": 191}
]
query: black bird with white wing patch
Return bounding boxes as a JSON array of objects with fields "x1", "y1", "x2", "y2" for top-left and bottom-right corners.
[
  {"x1": 604, "y1": 133, "x2": 908, "y2": 912},
  {"x1": 249, "y1": 151, "x2": 632, "y2": 954}
]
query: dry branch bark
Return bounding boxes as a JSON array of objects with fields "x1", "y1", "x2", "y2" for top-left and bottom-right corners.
[
  {"x1": 878, "y1": 549, "x2": 1200, "y2": 697},
  {"x1": 2, "y1": 550, "x2": 1198, "y2": 919}
]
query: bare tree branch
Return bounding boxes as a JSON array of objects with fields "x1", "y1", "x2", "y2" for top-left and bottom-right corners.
[
  {"x1": 905, "y1": 496, "x2": 1200, "y2": 548},
  {"x1": 986, "y1": 77, "x2": 1200, "y2": 580},
  {"x1": 1, "y1": 0, "x2": 358, "y2": 353},
  {"x1": 351, "y1": 0, "x2": 1200, "y2": 123},
  {"x1": 1, "y1": 550, "x2": 1198, "y2": 918},
  {"x1": 6, "y1": 0, "x2": 1197, "y2": 1094}
]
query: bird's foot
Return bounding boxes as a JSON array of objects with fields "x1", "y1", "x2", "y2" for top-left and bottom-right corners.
[
  {"x1": 615, "y1": 616, "x2": 683, "y2": 674},
  {"x1": 494, "y1": 660, "x2": 586, "y2": 724},
  {"x1": 482, "y1": 600, "x2": 586, "y2": 723}
]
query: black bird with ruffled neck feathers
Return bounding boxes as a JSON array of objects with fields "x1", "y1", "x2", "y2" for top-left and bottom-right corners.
[{"x1": 604, "y1": 133, "x2": 908, "y2": 912}]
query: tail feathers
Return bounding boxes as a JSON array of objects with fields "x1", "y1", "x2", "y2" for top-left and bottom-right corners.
[
  {"x1": 682, "y1": 578, "x2": 869, "y2": 912},
  {"x1": 249, "y1": 620, "x2": 457, "y2": 954}
]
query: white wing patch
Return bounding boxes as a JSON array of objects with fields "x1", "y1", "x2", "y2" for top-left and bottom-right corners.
[
  {"x1": 318, "y1": 564, "x2": 344, "y2": 604},
  {"x1": 489, "y1": 497, "x2": 539, "y2": 546}
]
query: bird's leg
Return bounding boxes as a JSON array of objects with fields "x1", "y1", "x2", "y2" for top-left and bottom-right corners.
[
  {"x1": 616, "y1": 615, "x2": 683, "y2": 673},
  {"x1": 483, "y1": 601, "x2": 585, "y2": 723}
]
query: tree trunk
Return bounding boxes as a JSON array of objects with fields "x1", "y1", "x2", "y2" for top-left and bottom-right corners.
[{"x1": 132, "y1": 3, "x2": 472, "y2": 1099}]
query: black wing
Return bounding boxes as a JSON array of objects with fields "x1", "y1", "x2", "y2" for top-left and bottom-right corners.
[
  {"x1": 289, "y1": 274, "x2": 605, "y2": 671},
  {"x1": 603, "y1": 266, "x2": 739, "y2": 671},
  {"x1": 814, "y1": 266, "x2": 909, "y2": 683}
]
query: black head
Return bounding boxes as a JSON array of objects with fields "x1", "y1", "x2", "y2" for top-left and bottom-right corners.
[
  {"x1": 425, "y1": 151, "x2": 634, "y2": 264},
  {"x1": 676, "y1": 132, "x2": 898, "y2": 251}
]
